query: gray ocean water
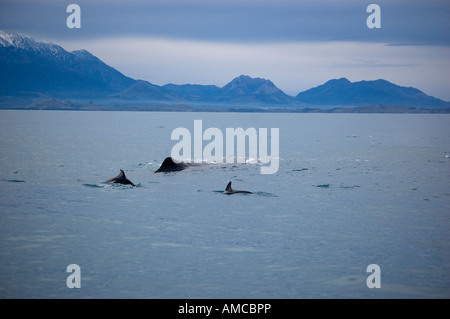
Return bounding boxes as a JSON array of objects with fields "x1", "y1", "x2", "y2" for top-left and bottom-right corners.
[{"x1": 0, "y1": 110, "x2": 449, "y2": 298}]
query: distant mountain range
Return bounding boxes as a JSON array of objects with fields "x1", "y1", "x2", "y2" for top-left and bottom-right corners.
[
  {"x1": 296, "y1": 78, "x2": 449, "y2": 109},
  {"x1": 1, "y1": 29, "x2": 449, "y2": 112}
]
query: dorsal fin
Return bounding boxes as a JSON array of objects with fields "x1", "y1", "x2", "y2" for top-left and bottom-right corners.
[
  {"x1": 226, "y1": 181, "x2": 232, "y2": 192},
  {"x1": 161, "y1": 157, "x2": 175, "y2": 167},
  {"x1": 118, "y1": 169, "x2": 126, "y2": 178}
]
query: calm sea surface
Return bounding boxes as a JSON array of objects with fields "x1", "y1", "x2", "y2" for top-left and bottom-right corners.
[{"x1": 0, "y1": 110, "x2": 449, "y2": 298}]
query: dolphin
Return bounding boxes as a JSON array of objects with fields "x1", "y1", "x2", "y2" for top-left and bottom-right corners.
[
  {"x1": 106, "y1": 169, "x2": 135, "y2": 186},
  {"x1": 223, "y1": 181, "x2": 252, "y2": 195},
  {"x1": 155, "y1": 157, "x2": 189, "y2": 173}
]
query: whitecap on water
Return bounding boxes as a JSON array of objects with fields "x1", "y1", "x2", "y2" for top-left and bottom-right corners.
[{"x1": 82, "y1": 183, "x2": 140, "y2": 188}]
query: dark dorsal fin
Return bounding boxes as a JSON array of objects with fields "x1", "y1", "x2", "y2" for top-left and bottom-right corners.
[
  {"x1": 161, "y1": 157, "x2": 175, "y2": 167},
  {"x1": 155, "y1": 157, "x2": 188, "y2": 173},
  {"x1": 226, "y1": 181, "x2": 232, "y2": 192},
  {"x1": 118, "y1": 169, "x2": 126, "y2": 178}
]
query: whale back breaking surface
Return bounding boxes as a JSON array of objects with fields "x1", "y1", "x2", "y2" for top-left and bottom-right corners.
[
  {"x1": 106, "y1": 169, "x2": 135, "y2": 186},
  {"x1": 155, "y1": 157, "x2": 188, "y2": 173},
  {"x1": 223, "y1": 181, "x2": 252, "y2": 194}
]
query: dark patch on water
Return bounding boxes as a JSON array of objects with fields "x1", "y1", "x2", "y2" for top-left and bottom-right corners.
[
  {"x1": 3, "y1": 179, "x2": 26, "y2": 183},
  {"x1": 254, "y1": 191, "x2": 278, "y2": 197},
  {"x1": 316, "y1": 184, "x2": 330, "y2": 188},
  {"x1": 339, "y1": 184, "x2": 361, "y2": 189},
  {"x1": 82, "y1": 183, "x2": 104, "y2": 188}
]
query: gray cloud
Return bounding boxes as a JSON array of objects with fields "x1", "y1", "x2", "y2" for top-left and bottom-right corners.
[
  {"x1": 1, "y1": 0, "x2": 449, "y2": 46},
  {"x1": 1, "y1": 0, "x2": 449, "y2": 100}
]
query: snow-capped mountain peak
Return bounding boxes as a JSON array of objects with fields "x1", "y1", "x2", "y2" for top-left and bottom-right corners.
[
  {"x1": 1, "y1": 29, "x2": 39, "y2": 48},
  {"x1": 0, "y1": 29, "x2": 65, "y2": 56}
]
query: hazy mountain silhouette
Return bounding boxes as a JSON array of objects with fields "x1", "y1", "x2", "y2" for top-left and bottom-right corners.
[
  {"x1": 296, "y1": 78, "x2": 450, "y2": 108},
  {"x1": 0, "y1": 30, "x2": 135, "y2": 99},
  {"x1": 1, "y1": 30, "x2": 449, "y2": 111}
]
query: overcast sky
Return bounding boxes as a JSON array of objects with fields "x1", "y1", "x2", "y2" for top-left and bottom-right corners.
[{"x1": 1, "y1": 0, "x2": 450, "y2": 99}]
